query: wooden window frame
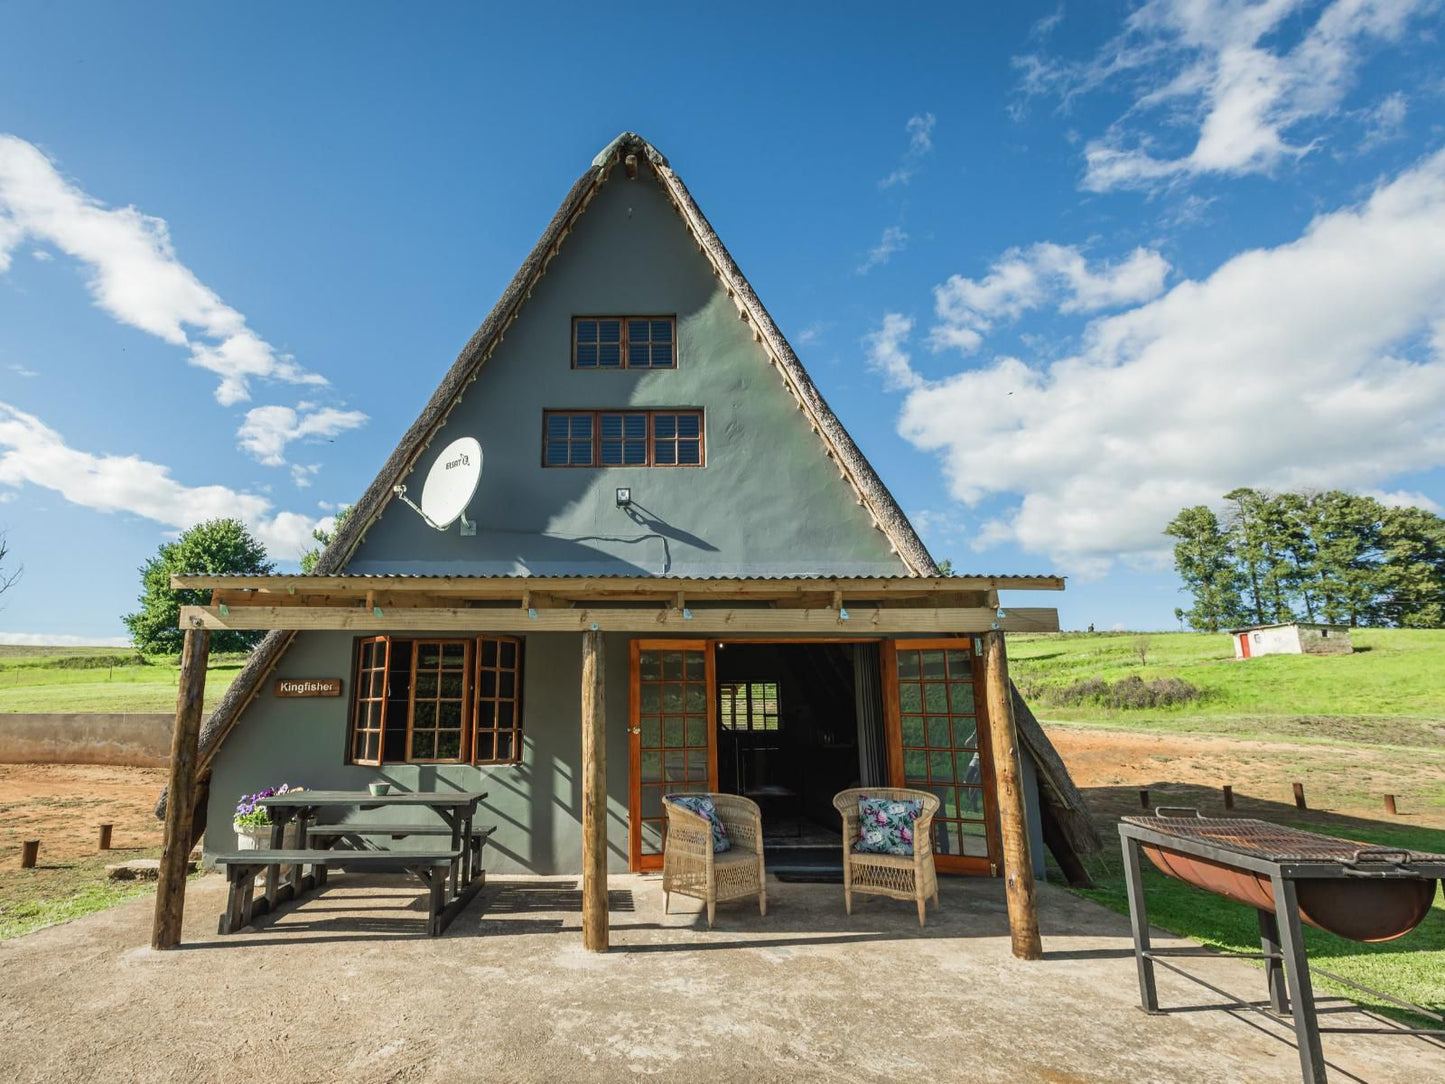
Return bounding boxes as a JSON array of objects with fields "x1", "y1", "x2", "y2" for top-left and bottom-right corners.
[
  {"x1": 718, "y1": 680, "x2": 781, "y2": 732},
  {"x1": 541, "y1": 409, "x2": 705, "y2": 468},
  {"x1": 346, "y1": 635, "x2": 527, "y2": 767},
  {"x1": 572, "y1": 315, "x2": 677, "y2": 370},
  {"x1": 473, "y1": 635, "x2": 524, "y2": 765},
  {"x1": 350, "y1": 635, "x2": 390, "y2": 766},
  {"x1": 404, "y1": 639, "x2": 472, "y2": 764}
]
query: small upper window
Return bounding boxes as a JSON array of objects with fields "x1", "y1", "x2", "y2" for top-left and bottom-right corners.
[{"x1": 574, "y1": 316, "x2": 675, "y2": 369}]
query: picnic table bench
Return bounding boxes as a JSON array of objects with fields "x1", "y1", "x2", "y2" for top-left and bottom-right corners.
[{"x1": 214, "y1": 789, "x2": 488, "y2": 937}]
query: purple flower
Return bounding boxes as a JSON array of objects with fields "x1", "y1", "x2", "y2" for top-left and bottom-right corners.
[{"x1": 900, "y1": 825, "x2": 913, "y2": 843}]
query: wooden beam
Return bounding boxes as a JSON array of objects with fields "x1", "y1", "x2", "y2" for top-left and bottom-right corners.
[
  {"x1": 152, "y1": 626, "x2": 209, "y2": 950},
  {"x1": 982, "y1": 631, "x2": 1042, "y2": 961},
  {"x1": 179, "y1": 605, "x2": 1060, "y2": 634},
  {"x1": 581, "y1": 629, "x2": 608, "y2": 952},
  {"x1": 171, "y1": 573, "x2": 1067, "y2": 595}
]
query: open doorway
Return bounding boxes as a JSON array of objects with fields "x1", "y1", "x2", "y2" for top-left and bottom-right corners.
[{"x1": 714, "y1": 641, "x2": 886, "y2": 870}]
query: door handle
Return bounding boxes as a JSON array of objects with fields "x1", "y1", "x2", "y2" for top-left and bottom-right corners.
[{"x1": 627, "y1": 727, "x2": 641, "y2": 735}]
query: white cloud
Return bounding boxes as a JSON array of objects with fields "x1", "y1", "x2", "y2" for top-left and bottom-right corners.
[
  {"x1": 879, "y1": 113, "x2": 937, "y2": 188},
  {"x1": 1357, "y1": 91, "x2": 1408, "y2": 152},
  {"x1": 236, "y1": 403, "x2": 368, "y2": 466},
  {"x1": 795, "y1": 321, "x2": 830, "y2": 347},
  {"x1": 7, "y1": 363, "x2": 37, "y2": 377},
  {"x1": 30, "y1": 248, "x2": 51, "y2": 262},
  {"x1": 290, "y1": 463, "x2": 321, "y2": 488},
  {"x1": 857, "y1": 225, "x2": 910, "y2": 275},
  {"x1": 0, "y1": 401, "x2": 325, "y2": 560},
  {"x1": 863, "y1": 313, "x2": 923, "y2": 392},
  {"x1": 893, "y1": 147, "x2": 1445, "y2": 571},
  {"x1": 0, "y1": 632, "x2": 132, "y2": 647},
  {"x1": 1013, "y1": 0, "x2": 1431, "y2": 191},
  {"x1": 929, "y1": 243, "x2": 1170, "y2": 352},
  {"x1": 0, "y1": 134, "x2": 326, "y2": 405},
  {"x1": 1364, "y1": 488, "x2": 1443, "y2": 514}
]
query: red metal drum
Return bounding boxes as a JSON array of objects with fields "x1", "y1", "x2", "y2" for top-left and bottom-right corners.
[{"x1": 1142, "y1": 844, "x2": 1438, "y2": 943}]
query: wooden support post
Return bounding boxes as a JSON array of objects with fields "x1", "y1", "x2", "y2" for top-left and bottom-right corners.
[
  {"x1": 581, "y1": 629, "x2": 608, "y2": 953},
  {"x1": 98, "y1": 824, "x2": 113, "y2": 851},
  {"x1": 1292, "y1": 782, "x2": 1307, "y2": 810},
  {"x1": 21, "y1": 840, "x2": 39, "y2": 868},
  {"x1": 982, "y1": 631, "x2": 1042, "y2": 961},
  {"x1": 1139, "y1": 788, "x2": 1150, "y2": 809},
  {"x1": 152, "y1": 626, "x2": 209, "y2": 950},
  {"x1": 1384, "y1": 794, "x2": 1398, "y2": 816},
  {"x1": 1222, "y1": 785, "x2": 1234, "y2": 810}
]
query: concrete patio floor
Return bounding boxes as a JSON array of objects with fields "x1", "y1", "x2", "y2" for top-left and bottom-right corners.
[{"x1": 0, "y1": 871, "x2": 1439, "y2": 1083}]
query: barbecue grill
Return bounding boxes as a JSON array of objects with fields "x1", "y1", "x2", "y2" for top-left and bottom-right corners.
[{"x1": 1119, "y1": 808, "x2": 1445, "y2": 1084}]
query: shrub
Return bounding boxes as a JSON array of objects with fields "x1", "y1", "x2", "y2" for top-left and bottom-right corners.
[{"x1": 1042, "y1": 675, "x2": 1201, "y2": 710}]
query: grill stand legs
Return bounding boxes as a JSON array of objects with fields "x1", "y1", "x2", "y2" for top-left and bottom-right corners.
[
  {"x1": 1121, "y1": 834, "x2": 1160, "y2": 1014},
  {"x1": 1272, "y1": 874, "x2": 1326, "y2": 1084},
  {"x1": 1257, "y1": 908, "x2": 1290, "y2": 1015}
]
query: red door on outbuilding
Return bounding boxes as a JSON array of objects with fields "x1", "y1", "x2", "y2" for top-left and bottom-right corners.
[{"x1": 1239, "y1": 633, "x2": 1251, "y2": 659}]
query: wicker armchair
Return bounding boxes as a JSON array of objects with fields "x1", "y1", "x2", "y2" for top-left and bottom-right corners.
[
  {"x1": 833, "y1": 787, "x2": 940, "y2": 926},
  {"x1": 662, "y1": 794, "x2": 767, "y2": 928}
]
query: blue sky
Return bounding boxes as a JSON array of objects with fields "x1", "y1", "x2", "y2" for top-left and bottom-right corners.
[{"x1": 1, "y1": 1, "x2": 1443, "y2": 643}]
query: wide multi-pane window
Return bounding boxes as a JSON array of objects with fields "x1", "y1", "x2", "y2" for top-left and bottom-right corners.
[
  {"x1": 573, "y1": 316, "x2": 675, "y2": 369},
  {"x1": 895, "y1": 644, "x2": 989, "y2": 858},
  {"x1": 474, "y1": 637, "x2": 523, "y2": 764},
  {"x1": 347, "y1": 635, "x2": 524, "y2": 766},
  {"x1": 719, "y1": 682, "x2": 780, "y2": 731},
  {"x1": 542, "y1": 409, "x2": 704, "y2": 468}
]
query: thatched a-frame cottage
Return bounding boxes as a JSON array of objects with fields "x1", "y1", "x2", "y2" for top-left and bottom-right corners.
[{"x1": 155, "y1": 132, "x2": 1098, "y2": 956}]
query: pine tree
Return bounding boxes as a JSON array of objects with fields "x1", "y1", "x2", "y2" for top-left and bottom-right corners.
[
  {"x1": 1379, "y1": 505, "x2": 1445, "y2": 628},
  {"x1": 1165, "y1": 506, "x2": 1246, "y2": 631}
]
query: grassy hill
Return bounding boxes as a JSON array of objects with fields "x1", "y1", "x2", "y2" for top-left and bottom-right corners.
[
  {"x1": 0, "y1": 646, "x2": 244, "y2": 713},
  {"x1": 1009, "y1": 629, "x2": 1445, "y2": 747}
]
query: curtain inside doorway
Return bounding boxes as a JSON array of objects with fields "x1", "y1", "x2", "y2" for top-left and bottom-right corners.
[{"x1": 853, "y1": 643, "x2": 887, "y2": 787}]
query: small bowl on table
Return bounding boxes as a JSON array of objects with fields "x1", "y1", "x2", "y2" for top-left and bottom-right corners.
[{"x1": 368, "y1": 782, "x2": 391, "y2": 797}]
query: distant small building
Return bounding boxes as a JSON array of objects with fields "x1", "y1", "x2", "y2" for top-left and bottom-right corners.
[{"x1": 1228, "y1": 622, "x2": 1353, "y2": 659}]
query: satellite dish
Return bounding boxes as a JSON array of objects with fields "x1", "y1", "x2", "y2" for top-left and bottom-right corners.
[{"x1": 393, "y1": 436, "x2": 482, "y2": 534}]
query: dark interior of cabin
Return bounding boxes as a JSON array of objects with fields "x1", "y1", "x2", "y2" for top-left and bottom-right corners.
[{"x1": 714, "y1": 642, "x2": 888, "y2": 868}]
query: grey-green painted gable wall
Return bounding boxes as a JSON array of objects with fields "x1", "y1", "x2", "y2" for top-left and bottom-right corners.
[{"x1": 346, "y1": 160, "x2": 906, "y2": 576}]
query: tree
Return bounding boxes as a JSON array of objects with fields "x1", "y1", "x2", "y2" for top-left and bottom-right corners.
[
  {"x1": 300, "y1": 506, "x2": 353, "y2": 575},
  {"x1": 124, "y1": 519, "x2": 274, "y2": 654},
  {"x1": 1309, "y1": 491, "x2": 1386, "y2": 627},
  {"x1": 1165, "y1": 506, "x2": 1246, "y2": 632},
  {"x1": 0, "y1": 529, "x2": 19, "y2": 602},
  {"x1": 1222, "y1": 488, "x2": 1296, "y2": 625},
  {"x1": 1378, "y1": 505, "x2": 1445, "y2": 628}
]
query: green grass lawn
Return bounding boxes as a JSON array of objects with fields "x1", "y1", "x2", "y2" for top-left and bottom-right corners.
[
  {"x1": 1010, "y1": 629, "x2": 1445, "y2": 746},
  {"x1": 0, "y1": 647, "x2": 245, "y2": 713},
  {"x1": 1066, "y1": 820, "x2": 1445, "y2": 1023},
  {"x1": 0, "y1": 848, "x2": 159, "y2": 939}
]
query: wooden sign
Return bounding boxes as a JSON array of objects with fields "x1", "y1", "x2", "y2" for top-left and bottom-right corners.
[{"x1": 274, "y1": 678, "x2": 342, "y2": 698}]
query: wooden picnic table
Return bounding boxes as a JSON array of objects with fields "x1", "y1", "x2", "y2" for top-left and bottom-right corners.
[{"x1": 218, "y1": 788, "x2": 489, "y2": 935}]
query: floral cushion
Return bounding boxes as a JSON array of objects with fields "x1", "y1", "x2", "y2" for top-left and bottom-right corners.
[
  {"x1": 854, "y1": 797, "x2": 924, "y2": 856},
  {"x1": 666, "y1": 794, "x2": 731, "y2": 853}
]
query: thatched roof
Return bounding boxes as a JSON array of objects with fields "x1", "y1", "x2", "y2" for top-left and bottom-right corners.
[{"x1": 159, "y1": 133, "x2": 1097, "y2": 864}]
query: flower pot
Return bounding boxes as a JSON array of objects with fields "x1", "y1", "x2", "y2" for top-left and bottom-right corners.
[
  {"x1": 233, "y1": 823, "x2": 270, "y2": 851},
  {"x1": 368, "y1": 783, "x2": 391, "y2": 797}
]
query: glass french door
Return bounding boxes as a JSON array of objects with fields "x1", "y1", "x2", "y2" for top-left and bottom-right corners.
[
  {"x1": 628, "y1": 640, "x2": 717, "y2": 871},
  {"x1": 883, "y1": 638, "x2": 1001, "y2": 876}
]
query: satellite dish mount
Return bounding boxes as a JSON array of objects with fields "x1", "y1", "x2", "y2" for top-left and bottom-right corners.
[{"x1": 394, "y1": 436, "x2": 483, "y2": 536}]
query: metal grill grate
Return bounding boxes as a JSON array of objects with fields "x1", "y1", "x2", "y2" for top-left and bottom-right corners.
[{"x1": 1120, "y1": 813, "x2": 1445, "y2": 865}]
